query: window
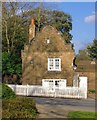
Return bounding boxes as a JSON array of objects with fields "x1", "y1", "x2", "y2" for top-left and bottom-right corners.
[
  {"x1": 55, "y1": 81, "x2": 59, "y2": 86},
  {"x1": 48, "y1": 58, "x2": 61, "y2": 71},
  {"x1": 47, "y1": 39, "x2": 50, "y2": 44}
]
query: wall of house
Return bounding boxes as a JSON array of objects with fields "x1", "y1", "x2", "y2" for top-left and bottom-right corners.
[
  {"x1": 75, "y1": 60, "x2": 97, "y2": 98},
  {"x1": 22, "y1": 51, "x2": 74, "y2": 86},
  {"x1": 21, "y1": 25, "x2": 75, "y2": 86}
]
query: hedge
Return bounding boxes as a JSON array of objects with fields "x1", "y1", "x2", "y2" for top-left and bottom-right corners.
[
  {"x1": 2, "y1": 97, "x2": 38, "y2": 119},
  {"x1": 2, "y1": 84, "x2": 16, "y2": 99}
]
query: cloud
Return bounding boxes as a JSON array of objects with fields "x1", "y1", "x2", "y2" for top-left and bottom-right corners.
[
  {"x1": 85, "y1": 14, "x2": 95, "y2": 23},
  {"x1": 92, "y1": 11, "x2": 95, "y2": 14},
  {"x1": 84, "y1": 12, "x2": 97, "y2": 23}
]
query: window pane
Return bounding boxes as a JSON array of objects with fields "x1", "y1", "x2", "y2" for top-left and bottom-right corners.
[
  {"x1": 49, "y1": 58, "x2": 54, "y2": 70},
  {"x1": 48, "y1": 58, "x2": 61, "y2": 71},
  {"x1": 55, "y1": 59, "x2": 59, "y2": 69}
]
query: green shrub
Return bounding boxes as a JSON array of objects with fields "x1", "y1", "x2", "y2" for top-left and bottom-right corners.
[
  {"x1": 0, "y1": 84, "x2": 2, "y2": 98},
  {"x1": 2, "y1": 84, "x2": 16, "y2": 99},
  {"x1": 2, "y1": 97, "x2": 38, "y2": 119},
  {"x1": 88, "y1": 89, "x2": 96, "y2": 94},
  {"x1": 2, "y1": 109, "x2": 37, "y2": 119}
]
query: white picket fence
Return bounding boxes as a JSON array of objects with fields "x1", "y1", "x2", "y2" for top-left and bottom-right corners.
[{"x1": 7, "y1": 84, "x2": 87, "y2": 99}]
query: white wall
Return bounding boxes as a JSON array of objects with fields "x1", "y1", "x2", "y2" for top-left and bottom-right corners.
[{"x1": 79, "y1": 77, "x2": 88, "y2": 99}]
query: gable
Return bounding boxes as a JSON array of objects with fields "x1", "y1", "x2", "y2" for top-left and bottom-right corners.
[{"x1": 29, "y1": 25, "x2": 73, "y2": 52}]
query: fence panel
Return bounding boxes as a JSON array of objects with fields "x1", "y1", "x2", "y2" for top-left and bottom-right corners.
[{"x1": 7, "y1": 84, "x2": 86, "y2": 99}]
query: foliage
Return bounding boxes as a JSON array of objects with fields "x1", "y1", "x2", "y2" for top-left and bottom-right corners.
[
  {"x1": 2, "y1": 2, "x2": 73, "y2": 83},
  {"x1": 2, "y1": 97, "x2": 38, "y2": 119},
  {"x1": 2, "y1": 2, "x2": 73, "y2": 54},
  {"x1": 0, "y1": 84, "x2": 2, "y2": 99},
  {"x1": 0, "y1": 52, "x2": 1, "y2": 72},
  {"x1": 2, "y1": 52, "x2": 22, "y2": 78},
  {"x1": 77, "y1": 39, "x2": 97, "y2": 61},
  {"x1": 2, "y1": 84, "x2": 16, "y2": 99},
  {"x1": 68, "y1": 111, "x2": 97, "y2": 120},
  {"x1": 76, "y1": 49, "x2": 91, "y2": 63},
  {"x1": 87, "y1": 39, "x2": 97, "y2": 60},
  {"x1": 2, "y1": 2, "x2": 27, "y2": 82},
  {"x1": 2, "y1": 2, "x2": 29, "y2": 53},
  {"x1": 88, "y1": 89, "x2": 96, "y2": 94},
  {"x1": 24, "y1": 8, "x2": 72, "y2": 43}
]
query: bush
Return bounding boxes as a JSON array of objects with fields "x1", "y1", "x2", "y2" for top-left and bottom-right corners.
[
  {"x1": 0, "y1": 84, "x2": 2, "y2": 98},
  {"x1": 88, "y1": 89, "x2": 96, "y2": 94},
  {"x1": 2, "y1": 109, "x2": 36, "y2": 119},
  {"x1": 2, "y1": 97, "x2": 38, "y2": 119},
  {"x1": 2, "y1": 84, "x2": 16, "y2": 99}
]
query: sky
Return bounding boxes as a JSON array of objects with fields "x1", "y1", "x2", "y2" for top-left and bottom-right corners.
[
  {"x1": 4, "y1": 1, "x2": 95, "y2": 54},
  {"x1": 47, "y1": 0, "x2": 95, "y2": 1},
  {"x1": 45, "y1": 2, "x2": 95, "y2": 54}
]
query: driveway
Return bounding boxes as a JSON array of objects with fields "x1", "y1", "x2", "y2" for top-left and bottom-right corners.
[{"x1": 31, "y1": 97, "x2": 96, "y2": 118}]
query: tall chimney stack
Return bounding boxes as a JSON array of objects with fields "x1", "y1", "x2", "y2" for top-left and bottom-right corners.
[{"x1": 29, "y1": 18, "x2": 35, "y2": 43}]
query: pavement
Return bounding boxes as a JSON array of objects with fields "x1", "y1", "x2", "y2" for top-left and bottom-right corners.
[{"x1": 30, "y1": 97, "x2": 96, "y2": 118}]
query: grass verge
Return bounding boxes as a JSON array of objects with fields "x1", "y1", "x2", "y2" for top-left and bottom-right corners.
[{"x1": 68, "y1": 111, "x2": 97, "y2": 120}]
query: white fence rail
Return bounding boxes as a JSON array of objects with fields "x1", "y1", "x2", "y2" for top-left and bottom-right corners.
[{"x1": 7, "y1": 84, "x2": 87, "y2": 99}]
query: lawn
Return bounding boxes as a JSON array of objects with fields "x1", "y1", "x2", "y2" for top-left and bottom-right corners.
[{"x1": 68, "y1": 111, "x2": 97, "y2": 120}]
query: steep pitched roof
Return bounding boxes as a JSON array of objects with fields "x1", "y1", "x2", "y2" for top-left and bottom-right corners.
[{"x1": 28, "y1": 25, "x2": 73, "y2": 52}]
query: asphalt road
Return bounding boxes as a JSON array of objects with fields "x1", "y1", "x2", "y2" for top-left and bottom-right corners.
[
  {"x1": 30, "y1": 97, "x2": 96, "y2": 118},
  {"x1": 32, "y1": 96, "x2": 95, "y2": 108}
]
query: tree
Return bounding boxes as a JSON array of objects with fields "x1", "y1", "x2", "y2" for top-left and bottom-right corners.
[
  {"x1": 87, "y1": 39, "x2": 97, "y2": 60},
  {"x1": 23, "y1": 8, "x2": 72, "y2": 43},
  {"x1": 76, "y1": 49, "x2": 91, "y2": 63},
  {"x1": 2, "y1": 2, "x2": 29, "y2": 54},
  {"x1": 2, "y1": 2, "x2": 73, "y2": 83},
  {"x1": 2, "y1": 2, "x2": 36, "y2": 83},
  {"x1": 2, "y1": 52, "x2": 22, "y2": 83}
]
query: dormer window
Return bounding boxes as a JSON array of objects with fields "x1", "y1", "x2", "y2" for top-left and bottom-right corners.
[{"x1": 48, "y1": 58, "x2": 61, "y2": 71}]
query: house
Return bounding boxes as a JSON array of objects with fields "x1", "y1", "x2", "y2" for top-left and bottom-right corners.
[
  {"x1": 21, "y1": 19, "x2": 75, "y2": 88},
  {"x1": 75, "y1": 60, "x2": 97, "y2": 98}
]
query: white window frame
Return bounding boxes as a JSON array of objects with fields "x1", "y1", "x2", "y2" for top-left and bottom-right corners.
[{"x1": 48, "y1": 58, "x2": 61, "y2": 71}]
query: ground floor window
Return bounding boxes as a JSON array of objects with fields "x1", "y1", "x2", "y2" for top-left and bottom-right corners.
[
  {"x1": 48, "y1": 58, "x2": 61, "y2": 71},
  {"x1": 42, "y1": 79, "x2": 66, "y2": 90}
]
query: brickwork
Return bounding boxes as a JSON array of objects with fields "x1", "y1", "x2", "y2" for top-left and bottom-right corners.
[
  {"x1": 21, "y1": 25, "x2": 75, "y2": 86},
  {"x1": 75, "y1": 60, "x2": 97, "y2": 98}
]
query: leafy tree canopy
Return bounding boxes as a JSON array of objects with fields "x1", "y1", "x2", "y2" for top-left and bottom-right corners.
[
  {"x1": 2, "y1": 52, "x2": 22, "y2": 77},
  {"x1": 23, "y1": 8, "x2": 72, "y2": 43},
  {"x1": 87, "y1": 39, "x2": 97, "y2": 60},
  {"x1": 76, "y1": 49, "x2": 91, "y2": 63}
]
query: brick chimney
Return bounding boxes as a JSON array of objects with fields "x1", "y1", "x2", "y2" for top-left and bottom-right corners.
[{"x1": 29, "y1": 18, "x2": 35, "y2": 43}]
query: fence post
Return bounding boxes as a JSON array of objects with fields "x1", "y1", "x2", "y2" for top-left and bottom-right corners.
[
  {"x1": 27, "y1": 84, "x2": 29, "y2": 96},
  {"x1": 79, "y1": 77, "x2": 88, "y2": 99}
]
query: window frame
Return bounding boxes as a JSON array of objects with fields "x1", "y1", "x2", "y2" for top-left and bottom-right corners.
[{"x1": 48, "y1": 58, "x2": 61, "y2": 71}]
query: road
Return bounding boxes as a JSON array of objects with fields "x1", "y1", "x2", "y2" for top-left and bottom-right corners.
[{"x1": 31, "y1": 97, "x2": 96, "y2": 118}]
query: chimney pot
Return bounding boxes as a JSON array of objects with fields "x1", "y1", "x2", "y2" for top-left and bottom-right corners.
[
  {"x1": 31, "y1": 19, "x2": 34, "y2": 25},
  {"x1": 29, "y1": 18, "x2": 35, "y2": 43}
]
